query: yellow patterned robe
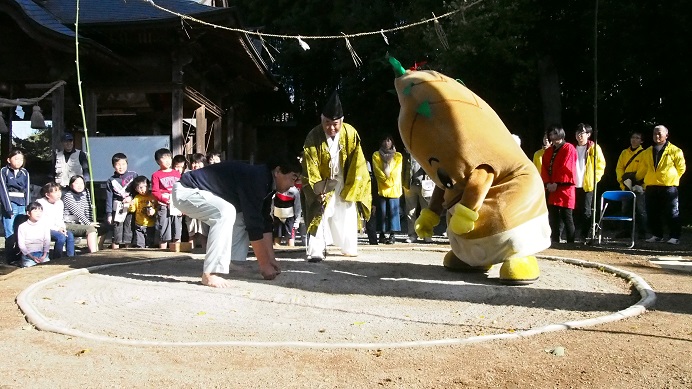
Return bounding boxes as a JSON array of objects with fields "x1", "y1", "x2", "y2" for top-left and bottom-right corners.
[{"x1": 302, "y1": 122, "x2": 371, "y2": 235}]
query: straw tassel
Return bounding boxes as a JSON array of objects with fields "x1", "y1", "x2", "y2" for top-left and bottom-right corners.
[
  {"x1": 31, "y1": 105, "x2": 46, "y2": 129},
  {"x1": 342, "y1": 33, "x2": 362, "y2": 67},
  {"x1": 432, "y1": 13, "x2": 449, "y2": 50}
]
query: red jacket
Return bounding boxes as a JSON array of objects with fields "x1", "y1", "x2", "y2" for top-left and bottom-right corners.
[{"x1": 541, "y1": 142, "x2": 577, "y2": 209}]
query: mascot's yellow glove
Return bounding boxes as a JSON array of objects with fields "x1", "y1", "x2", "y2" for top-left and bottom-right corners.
[
  {"x1": 449, "y1": 203, "x2": 479, "y2": 235},
  {"x1": 415, "y1": 208, "x2": 440, "y2": 238}
]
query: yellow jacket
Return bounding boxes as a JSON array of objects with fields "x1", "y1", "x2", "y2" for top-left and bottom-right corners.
[
  {"x1": 129, "y1": 193, "x2": 157, "y2": 227},
  {"x1": 636, "y1": 142, "x2": 686, "y2": 187},
  {"x1": 580, "y1": 141, "x2": 606, "y2": 192},
  {"x1": 372, "y1": 150, "x2": 403, "y2": 198},
  {"x1": 615, "y1": 145, "x2": 644, "y2": 190},
  {"x1": 302, "y1": 122, "x2": 372, "y2": 235},
  {"x1": 532, "y1": 148, "x2": 545, "y2": 173}
]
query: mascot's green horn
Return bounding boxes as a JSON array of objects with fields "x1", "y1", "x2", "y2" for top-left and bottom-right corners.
[{"x1": 388, "y1": 56, "x2": 406, "y2": 77}]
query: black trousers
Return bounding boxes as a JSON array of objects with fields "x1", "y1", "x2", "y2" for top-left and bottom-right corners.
[
  {"x1": 133, "y1": 225, "x2": 155, "y2": 248},
  {"x1": 111, "y1": 212, "x2": 134, "y2": 245},
  {"x1": 645, "y1": 186, "x2": 681, "y2": 239},
  {"x1": 575, "y1": 188, "x2": 595, "y2": 239},
  {"x1": 548, "y1": 205, "x2": 575, "y2": 243},
  {"x1": 620, "y1": 191, "x2": 648, "y2": 238}
]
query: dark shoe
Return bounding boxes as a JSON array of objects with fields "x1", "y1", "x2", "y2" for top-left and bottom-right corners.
[
  {"x1": 385, "y1": 235, "x2": 396, "y2": 244},
  {"x1": 307, "y1": 256, "x2": 323, "y2": 263},
  {"x1": 378, "y1": 234, "x2": 386, "y2": 244},
  {"x1": 368, "y1": 240, "x2": 379, "y2": 245}
]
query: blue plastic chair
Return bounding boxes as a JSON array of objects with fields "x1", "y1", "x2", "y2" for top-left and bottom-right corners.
[{"x1": 596, "y1": 191, "x2": 636, "y2": 248}]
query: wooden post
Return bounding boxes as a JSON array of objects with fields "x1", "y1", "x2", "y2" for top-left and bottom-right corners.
[
  {"x1": 1, "y1": 109, "x2": 11, "y2": 158},
  {"x1": 235, "y1": 121, "x2": 243, "y2": 161},
  {"x1": 2, "y1": 85, "x2": 15, "y2": 156},
  {"x1": 171, "y1": 62, "x2": 185, "y2": 156},
  {"x1": 213, "y1": 116, "x2": 222, "y2": 156},
  {"x1": 195, "y1": 105, "x2": 207, "y2": 154},
  {"x1": 51, "y1": 84, "x2": 65, "y2": 152},
  {"x1": 225, "y1": 107, "x2": 234, "y2": 160},
  {"x1": 248, "y1": 124, "x2": 257, "y2": 164},
  {"x1": 184, "y1": 136, "x2": 193, "y2": 155}
]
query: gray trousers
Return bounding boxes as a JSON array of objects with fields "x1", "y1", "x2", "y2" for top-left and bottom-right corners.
[{"x1": 172, "y1": 183, "x2": 249, "y2": 274}]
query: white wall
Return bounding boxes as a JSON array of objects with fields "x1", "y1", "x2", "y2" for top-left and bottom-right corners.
[{"x1": 86, "y1": 136, "x2": 171, "y2": 181}]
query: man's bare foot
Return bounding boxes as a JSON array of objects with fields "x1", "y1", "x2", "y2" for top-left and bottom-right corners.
[{"x1": 201, "y1": 273, "x2": 233, "y2": 288}]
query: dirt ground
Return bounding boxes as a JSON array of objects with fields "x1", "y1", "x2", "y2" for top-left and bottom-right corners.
[{"x1": 1, "y1": 234, "x2": 691, "y2": 388}]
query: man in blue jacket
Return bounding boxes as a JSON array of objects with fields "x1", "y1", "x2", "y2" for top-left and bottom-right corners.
[{"x1": 172, "y1": 156, "x2": 301, "y2": 288}]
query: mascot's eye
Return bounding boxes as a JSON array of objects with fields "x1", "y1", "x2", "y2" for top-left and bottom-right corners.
[{"x1": 437, "y1": 169, "x2": 454, "y2": 189}]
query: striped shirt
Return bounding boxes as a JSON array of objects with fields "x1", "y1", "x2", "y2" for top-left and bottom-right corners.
[{"x1": 62, "y1": 189, "x2": 94, "y2": 225}]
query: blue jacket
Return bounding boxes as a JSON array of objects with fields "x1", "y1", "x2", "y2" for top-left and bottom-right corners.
[
  {"x1": 105, "y1": 170, "x2": 138, "y2": 214},
  {"x1": 0, "y1": 166, "x2": 31, "y2": 215},
  {"x1": 179, "y1": 161, "x2": 274, "y2": 241}
]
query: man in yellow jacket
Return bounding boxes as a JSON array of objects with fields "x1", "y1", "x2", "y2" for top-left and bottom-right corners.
[
  {"x1": 573, "y1": 123, "x2": 606, "y2": 241},
  {"x1": 636, "y1": 125, "x2": 686, "y2": 244},
  {"x1": 302, "y1": 90, "x2": 371, "y2": 261},
  {"x1": 615, "y1": 131, "x2": 647, "y2": 238}
]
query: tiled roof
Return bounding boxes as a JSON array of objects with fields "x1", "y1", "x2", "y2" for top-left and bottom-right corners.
[
  {"x1": 14, "y1": 0, "x2": 76, "y2": 38},
  {"x1": 40, "y1": 0, "x2": 226, "y2": 25},
  {"x1": 5, "y1": 0, "x2": 277, "y2": 91}
]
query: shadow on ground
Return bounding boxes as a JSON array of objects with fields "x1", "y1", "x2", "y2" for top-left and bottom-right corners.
[{"x1": 85, "y1": 251, "x2": 640, "y2": 314}]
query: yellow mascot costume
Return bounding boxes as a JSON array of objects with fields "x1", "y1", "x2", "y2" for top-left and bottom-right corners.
[{"x1": 390, "y1": 57, "x2": 551, "y2": 285}]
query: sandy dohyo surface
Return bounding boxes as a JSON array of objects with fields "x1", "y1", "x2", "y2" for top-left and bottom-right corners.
[{"x1": 1, "y1": 238, "x2": 690, "y2": 388}]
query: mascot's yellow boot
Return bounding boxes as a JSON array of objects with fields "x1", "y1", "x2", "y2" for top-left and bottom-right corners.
[
  {"x1": 443, "y1": 250, "x2": 492, "y2": 272},
  {"x1": 499, "y1": 256, "x2": 540, "y2": 285}
]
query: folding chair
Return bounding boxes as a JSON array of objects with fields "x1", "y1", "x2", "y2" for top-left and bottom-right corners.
[{"x1": 596, "y1": 190, "x2": 636, "y2": 248}]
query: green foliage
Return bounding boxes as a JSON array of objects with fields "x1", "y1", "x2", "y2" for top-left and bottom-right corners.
[
  {"x1": 238, "y1": 0, "x2": 692, "y2": 156},
  {"x1": 13, "y1": 127, "x2": 53, "y2": 161}
]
